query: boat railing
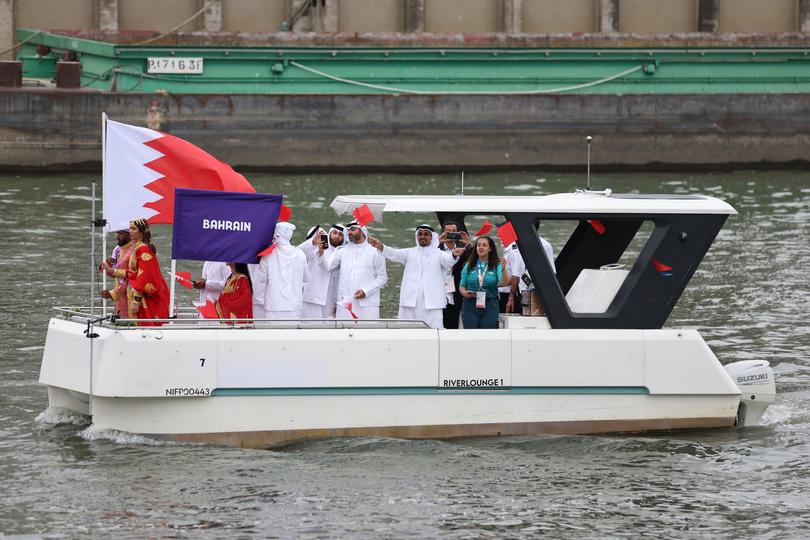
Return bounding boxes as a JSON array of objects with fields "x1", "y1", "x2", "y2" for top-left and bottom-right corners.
[{"x1": 51, "y1": 307, "x2": 431, "y2": 330}]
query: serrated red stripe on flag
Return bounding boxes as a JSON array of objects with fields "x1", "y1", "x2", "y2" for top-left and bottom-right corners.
[
  {"x1": 474, "y1": 220, "x2": 493, "y2": 237},
  {"x1": 651, "y1": 257, "x2": 673, "y2": 273},
  {"x1": 257, "y1": 243, "x2": 277, "y2": 257},
  {"x1": 196, "y1": 300, "x2": 219, "y2": 319},
  {"x1": 279, "y1": 204, "x2": 292, "y2": 222},
  {"x1": 175, "y1": 271, "x2": 193, "y2": 289},
  {"x1": 140, "y1": 132, "x2": 255, "y2": 224},
  {"x1": 497, "y1": 221, "x2": 518, "y2": 247},
  {"x1": 588, "y1": 219, "x2": 606, "y2": 235},
  {"x1": 352, "y1": 204, "x2": 374, "y2": 227}
]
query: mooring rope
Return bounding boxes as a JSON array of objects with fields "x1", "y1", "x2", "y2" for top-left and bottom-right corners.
[
  {"x1": 0, "y1": 30, "x2": 43, "y2": 59},
  {"x1": 288, "y1": 61, "x2": 644, "y2": 95}
]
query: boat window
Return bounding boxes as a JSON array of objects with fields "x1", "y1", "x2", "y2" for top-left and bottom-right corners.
[
  {"x1": 542, "y1": 218, "x2": 655, "y2": 314},
  {"x1": 616, "y1": 220, "x2": 654, "y2": 269},
  {"x1": 495, "y1": 218, "x2": 656, "y2": 315}
]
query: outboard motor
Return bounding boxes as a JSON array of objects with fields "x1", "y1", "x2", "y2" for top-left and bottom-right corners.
[{"x1": 725, "y1": 360, "x2": 776, "y2": 426}]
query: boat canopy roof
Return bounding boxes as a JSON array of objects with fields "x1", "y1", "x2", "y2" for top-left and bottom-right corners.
[{"x1": 331, "y1": 191, "x2": 737, "y2": 219}]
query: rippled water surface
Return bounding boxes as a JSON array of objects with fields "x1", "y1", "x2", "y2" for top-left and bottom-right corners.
[{"x1": 1, "y1": 171, "x2": 808, "y2": 538}]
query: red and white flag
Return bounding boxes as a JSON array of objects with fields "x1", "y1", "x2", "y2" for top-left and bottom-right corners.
[
  {"x1": 103, "y1": 117, "x2": 255, "y2": 231},
  {"x1": 195, "y1": 300, "x2": 219, "y2": 319},
  {"x1": 337, "y1": 299, "x2": 359, "y2": 320}
]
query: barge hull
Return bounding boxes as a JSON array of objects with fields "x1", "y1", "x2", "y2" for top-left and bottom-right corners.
[{"x1": 4, "y1": 92, "x2": 810, "y2": 170}]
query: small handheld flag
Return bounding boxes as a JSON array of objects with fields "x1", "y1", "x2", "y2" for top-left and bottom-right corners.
[
  {"x1": 279, "y1": 204, "x2": 292, "y2": 222},
  {"x1": 338, "y1": 299, "x2": 359, "y2": 320},
  {"x1": 497, "y1": 221, "x2": 518, "y2": 247},
  {"x1": 173, "y1": 271, "x2": 193, "y2": 289},
  {"x1": 352, "y1": 204, "x2": 375, "y2": 227},
  {"x1": 474, "y1": 220, "x2": 493, "y2": 237},
  {"x1": 195, "y1": 300, "x2": 219, "y2": 319}
]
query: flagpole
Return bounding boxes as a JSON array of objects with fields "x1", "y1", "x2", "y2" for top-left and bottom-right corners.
[
  {"x1": 169, "y1": 259, "x2": 177, "y2": 318},
  {"x1": 101, "y1": 112, "x2": 108, "y2": 316},
  {"x1": 90, "y1": 180, "x2": 96, "y2": 316}
]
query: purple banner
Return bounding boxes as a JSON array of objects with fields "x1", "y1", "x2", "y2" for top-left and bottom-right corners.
[{"x1": 171, "y1": 188, "x2": 282, "y2": 264}]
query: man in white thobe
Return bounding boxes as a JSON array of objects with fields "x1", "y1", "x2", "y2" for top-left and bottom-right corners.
[
  {"x1": 298, "y1": 224, "x2": 345, "y2": 318},
  {"x1": 253, "y1": 222, "x2": 309, "y2": 319},
  {"x1": 319, "y1": 222, "x2": 387, "y2": 320},
  {"x1": 369, "y1": 224, "x2": 459, "y2": 329},
  {"x1": 193, "y1": 261, "x2": 230, "y2": 303}
]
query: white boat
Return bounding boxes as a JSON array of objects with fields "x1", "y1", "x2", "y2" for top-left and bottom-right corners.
[{"x1": 40, "y1": 190, "x2": 776, "y2": 448}]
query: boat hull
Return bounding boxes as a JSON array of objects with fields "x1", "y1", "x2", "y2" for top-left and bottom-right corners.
[
  {"x1": 40, "y1": 317, "x2": 744, "y2": 448},
  {"x1": 86, "y1": 393, "x2": 737, "y2": 448}
]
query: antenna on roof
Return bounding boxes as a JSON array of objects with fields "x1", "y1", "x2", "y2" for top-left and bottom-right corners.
[
  {"x1": 461, "y1": 170, "x2": 465, "y2": 196},
  {"x1": 586, "y1": 135, "x2": 592, "y2": 191}
]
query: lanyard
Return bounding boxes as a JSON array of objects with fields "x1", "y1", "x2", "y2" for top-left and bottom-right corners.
[{"x1": 477, "y1": 262, "x2": 486, "y2": 288}]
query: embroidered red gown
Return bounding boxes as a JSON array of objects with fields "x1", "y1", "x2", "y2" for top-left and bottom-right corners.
[
  {"x1": 215, "y1": 272, "x2": 253, "y2": 321},
  {"x1": 126, "y1": 242, "x2": 170, "y2": 326}
]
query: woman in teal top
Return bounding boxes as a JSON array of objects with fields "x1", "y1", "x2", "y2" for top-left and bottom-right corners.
[{"x1": 458, "y1": 236, "x2": 511, "y2": 329}]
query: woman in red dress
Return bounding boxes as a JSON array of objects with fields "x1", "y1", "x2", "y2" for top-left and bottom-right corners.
[
  {"x1": 122, "y1": 218, "x2": 169, "y2": 326},
  {"x1": 216, "y1": 262, "x2": 254, "y2": 322}
]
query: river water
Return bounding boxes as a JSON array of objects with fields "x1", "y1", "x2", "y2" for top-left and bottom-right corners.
[{"x1": 1, "y1": 170, "x2": 808, "y2": 538}]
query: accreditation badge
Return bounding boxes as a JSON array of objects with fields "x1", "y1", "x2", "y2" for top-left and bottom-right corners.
[{"x1": 475, "y1": 291, "x2": 487, "y2": 309}]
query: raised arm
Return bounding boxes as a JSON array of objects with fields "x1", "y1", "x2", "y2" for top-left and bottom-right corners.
[{"x1": 381, "y1": 244, "x2": 410, "y2": 265}]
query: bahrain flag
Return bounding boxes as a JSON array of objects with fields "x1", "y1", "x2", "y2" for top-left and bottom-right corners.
[{"x1": 103, "y1": 118, "x2": 255, "y2": 232}]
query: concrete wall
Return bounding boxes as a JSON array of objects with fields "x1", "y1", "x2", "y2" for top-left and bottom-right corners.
[
  {"x1": 523, "y1": 0, "x2": 596, "y2": 33},
  {"x1": 2, "y1": 0, "x2": 808, "y2": 42},
  {"x1": 3, "y1": 91, "x2": 810, "y2": 170},
  {"x1": 424, "y1": 0, "x2": 501, "y2": 33},
  {"x1": 0, "y1": 0, "x2": 13, "y2": 59},
  {"x1": 339, "y1": 0, "x2": 403, "y2": 33},
  {"x1": 119, "y1": 0, "x2": 200, "y2": 32},
  {"x1": 619, "y1": 0, "x2": 697, "y2": 33},
  {"x1": 221, "y1": 0, "x2": 288, "y2": 33},
  {"x1": 14, "y1": 0, "x2": 95, "y2": 30},
  {"x1": 718, "y1": 0, "x2": 796, "y2": 32}
]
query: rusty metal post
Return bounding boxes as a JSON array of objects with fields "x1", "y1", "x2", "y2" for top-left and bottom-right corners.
[
  {"x1": 56, "y1": 61, "x2": 81, "y2": 88},
  {"x1": 0, "y1": 60, "x2": 22, "y2": 87},
  {"x1": 404, "y1": 0, "x2": 425, "y2": 32},
  {"x1": 698, "y1": 0, "x2": 719, "y2": 32},
  {"x1": 599, "y1": 0, "x2": 619, "y2": 33}
]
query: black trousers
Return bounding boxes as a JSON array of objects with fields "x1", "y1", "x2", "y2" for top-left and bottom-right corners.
[
  {"x1": 498, "y1": 291, "x2": 522, "y2": 314},
  {"x1": 443, "y1": 292, "x2": 463, "y2": 329}
]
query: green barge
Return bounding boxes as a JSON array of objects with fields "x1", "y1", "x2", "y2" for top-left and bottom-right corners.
[{"x1": 14, "y1": 29, "x2": 810, "y2": 94}]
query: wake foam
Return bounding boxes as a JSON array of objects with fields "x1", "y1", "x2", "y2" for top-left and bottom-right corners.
[
  {"x1": 35, "y1": 407, "x2": 89, "y2": 426},
  {"x1": 760, "y1": 390, "x2": 810, "y2": 426},
  {"x1": 78, "y1": 424, "x2": 170, "y2": 446}
]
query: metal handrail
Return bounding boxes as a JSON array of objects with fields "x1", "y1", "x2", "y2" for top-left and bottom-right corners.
[{"x1": 51, "y1": 307, "x2": 431, "y2": 330}]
